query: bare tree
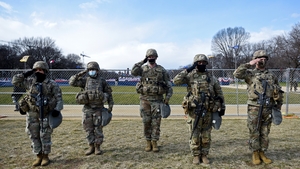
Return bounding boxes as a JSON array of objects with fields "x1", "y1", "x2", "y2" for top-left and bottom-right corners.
[{"x1": 211, "y1": 27, "x2": 250, "y2": 69}]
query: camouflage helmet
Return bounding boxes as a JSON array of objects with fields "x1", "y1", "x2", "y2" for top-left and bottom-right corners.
[
  {"x1": 87, "y1": 61, "x2": 100, "y2": 71},
  {"x1": 32, "y1": 61, "x2": 49, "y2": 73},
  {"x1": 193, "y1": 54, "x2": 208, "y2": 64},
  {"x1": 252, "y1": 50, "x2": 269, "y2": 60},
  {"x1": 145, "y1": 48, "x2": 158, "y2": 58}
]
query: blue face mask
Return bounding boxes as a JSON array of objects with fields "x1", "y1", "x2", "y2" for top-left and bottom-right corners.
[{"x1": 88, "y1": 70, "x2": 97, "y2": 77}]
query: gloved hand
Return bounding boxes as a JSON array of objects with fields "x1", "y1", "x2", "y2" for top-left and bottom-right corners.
[
  {"x1": 108, "y1": 107, "x2": 113, "y2": 113},
  {"x1": 51, "y1": 109, "x2": 60, "y2": 117},
  {"x1": 186, "y1": 62, "x2": 197, "y2": 73},
  {"x1": 19, "y1": 109, "x2": 26, "y2": 115},
  {"x1": 143, "y1": 57, "x2": 148, "y2": 63},
  {"x1": 164, "y1": 99, "x2": 169, "y2": 105},
  {"x1": 77, "y1": 69, "x2": 88, "y2": 77},
  {"x1": 23, "y1": 70, "x2": 34, "y2": 78}
]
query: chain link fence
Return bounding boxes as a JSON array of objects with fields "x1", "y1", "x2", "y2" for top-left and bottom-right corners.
[{"x1": 1, "y1": 68, "x2": 299, "y2": 115}]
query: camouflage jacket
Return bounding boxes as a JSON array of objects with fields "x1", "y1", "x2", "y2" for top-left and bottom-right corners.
[
  {"x1": 233, "y1": 63, "x2": 283, "y2": 106},
  {"x1": 131, "y1": 60, "x2": 173, "y2": 101},
  {"x1": 173, "y1": 69, "x2": 224, "y2": 111},
  {"x1": 12, "y1": 73, "x2": 63, "y2": 113},
  {"x1": 69, "y1": 74, "x2": 114, "y2": 109}
]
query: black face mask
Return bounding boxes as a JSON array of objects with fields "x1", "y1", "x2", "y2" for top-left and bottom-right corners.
[
  {"x1": 35, "y1": 72, "x2": 46, "y2": 82},
  {"x1": 258, "y1": 60, "x2": 266, "y2": 68},
  {"x1": 148, "y1": 59, "x2": 156, "y2": 65},
  {"x1": 197, "y1": 65, "x2": 206, "y2": 72}
]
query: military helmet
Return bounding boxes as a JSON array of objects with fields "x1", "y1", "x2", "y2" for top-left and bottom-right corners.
[
  {"x1": 193, "y1": 54, "x2": 208, "y2": 64},
  {"x1": 252, "y1": 50, "x2": 269, "y2": 60},
  {"x1": 145, "y1": 48, "x2": 158, "y2": 58},
  {"x1": 32, "y1": 61, "x2": 49, "y2": 73},
  {"x1": 87, "y1": 61, "x2": 100, "y2": 70}
]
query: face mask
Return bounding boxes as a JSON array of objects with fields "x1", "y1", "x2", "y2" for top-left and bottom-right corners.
[
  {"x1": 197, "y1": 65, "x2": 206, "y2": 72},
  {"x1": 258, "y1": 60, "x2": 266, "y2": 68},
  {"x1": 88, "y1": 70, "x2": 97, "y2": 77},
  {"x1": 35, "y1": 72, "x2": 46, "y2": 82},
  {"x1": 148, "y1": 59, "x2": 156, "y2": 64}
]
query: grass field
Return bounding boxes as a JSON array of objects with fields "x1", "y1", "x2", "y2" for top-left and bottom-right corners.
[
  {"x1": 0, "y1": 118, "x2": 299, "y2": 169},
  {"x1": 1, "y1": 85, "x2": 299, "y2": 105}
]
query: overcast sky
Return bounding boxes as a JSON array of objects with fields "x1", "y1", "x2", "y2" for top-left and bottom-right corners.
[{"x1": 0, "y1": 0, "x2": 299, "y2": 69}]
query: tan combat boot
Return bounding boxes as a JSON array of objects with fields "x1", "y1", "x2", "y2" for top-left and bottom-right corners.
[
  {"x1": 32, "y1": 153, "x2": 43, "y2": 166},
  {"x1": 201, "y1": 155, "x2": 210, "y2": 164},
  {"x1": 151, "y1": 141, "x2": 159, "y2": 152},
  {"x1": 252, "y1": 151, "x2": 261, "y2": 165},
  {"x1": 145, "y1": 140, "x2": 152, "y2": 152},
  {"x1": 259, "y1": 151, "x2": 272, "y2": 164},
  {"x1": 192, "y1": 155, "x2": 199, "y2": 164},
  {"x1": 85, "y1": 144, "x2": 95, "y2": 156},
  {"x1": 41, "y1": 154, "x2": 50, "y2": 166},
  {"x1": 95, "y1": 144, "x2": 103, "y2": 155}
]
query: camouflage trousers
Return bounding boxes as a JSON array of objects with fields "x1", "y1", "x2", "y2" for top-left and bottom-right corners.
[
  {"x1": 82, "y1": 106, "x2": 104, "y2": 145},
  {"x1": 26, "y1": 111, "x2": 53, "y2": 155},
  {"x1": 139, "y1": 99, "x2": 162, "y2": 141},
  {"x1": 247, "y1": 105, "x2": 272, "y2": 152},
  {"x1": 186, "y1": 112, "x2": 212, "y2": 156}
]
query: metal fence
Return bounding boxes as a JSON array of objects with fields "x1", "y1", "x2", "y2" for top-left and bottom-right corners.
[{"x1": 1, "y1": 68, "x2": 299, "y2": 115}]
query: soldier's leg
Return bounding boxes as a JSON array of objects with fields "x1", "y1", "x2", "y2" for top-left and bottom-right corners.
[
  {"x1": 94, "y1": 109, "x2": 104, "y2": 155},
  {"x1": 200, "y1": 128, "x2": 212, "y2": 164},
  {"x1": 40, "y1": 121, "x2": 53, "y2": 166},
  {"x1": 140, "y1": 100, "x2": 152, "y2": 151},
  {"x1": 190, "y1": 120, "x2": 201, "y2": 164},
  {"x1": 82, "y1": 108, "x2": 95, "y2": 155},
  {"x1": 150, "y1": 102, "x2": 161, "y2": 152},
  {"x1": 259, "y1": 111, "x2": 272, "y2": 164},
  {"x1": 247, "y1": 105, "x2": 261, "y2": 165}
]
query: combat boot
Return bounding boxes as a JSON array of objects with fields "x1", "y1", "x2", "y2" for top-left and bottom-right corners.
[
  {"x1": 32, "y1": 153, "x2": 43, "y2": 166},
  {"x1": 151, "y1": 141, "x2": 159, "y2": 152},
  {"x1": 252, "y1": 151, "x2": 261, "y2": 165},
  {"x1": 259, "y1": 151, "x2": 272, "y2": 164},
  {"x1": 145, "y1": 140, "x2": 152, "y2": 152},
  {"x1": 85, "y1": 144, "x2": 95, "y2": 156},
  {"x1": 192, "y1": 155, "x2": 199, "y2": 164},
  {"x1": 201, "y1": 155, "x2": 210, "y2": 164},
  {"x1": 95, "y1": 144, "x2": 103, "y2": 155},
  {"x1": 41, "y1": 154, "x2": 50, "y2": 166}
]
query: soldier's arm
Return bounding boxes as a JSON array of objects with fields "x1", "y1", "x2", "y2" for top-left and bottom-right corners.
[
  {"x1": 163, "y1": 69, "x2": 173, "y2": 101},
  {"x1": 274, "y1": 77, "x2": 284, "y2": 108},
  {"x1": 68, "y1": 71, "x2": 87, "y2": 88},
  {"x1": 233, "y1": 63, "x2": 252, "y2": 83},
  {"x1": 103, "y1": 80, "x2": 114, "y2": 111},
  {"x1": 173, "y1": 69, "x2": 189, "y2": 85},
  {"x1": 52, "y1": 82, "x2": 64, "y2": 111},
  {"x1": 12, "y1": 73, "x2": 32, "y2": 90},
  {"x1": 131, "y1": 60, "x2": 145, "y2": 76}
]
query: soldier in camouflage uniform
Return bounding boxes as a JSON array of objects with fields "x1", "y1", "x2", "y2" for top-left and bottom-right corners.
[
  {"x1": 233, "y1": 50, "x2": 284, "y2": 165},
  {"x1": 173, "y1": 54, "x2": 224, "y2": 165},
  {"x1": 131, "y1": 49, "x2": 173, "y2": 152},
  {"x1": 12, "y1": 61, "x2": 63, "y2": 167},
  {"x1": 69, "y1": 61, "x2": 114, "y2": 156}
]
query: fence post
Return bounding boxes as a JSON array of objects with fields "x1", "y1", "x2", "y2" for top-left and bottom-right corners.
[{"x1": 285, "y1": 68, "x2": 290, "y2": 115}]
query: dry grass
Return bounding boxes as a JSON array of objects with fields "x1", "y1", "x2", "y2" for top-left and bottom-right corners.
[{"x1": 0, "y1": 118, "x2": 300, "y2": 169}]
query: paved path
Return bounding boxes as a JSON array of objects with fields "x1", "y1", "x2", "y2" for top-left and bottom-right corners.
[{"x1": 0, "y1": 104, "x2": 299, "y2": 120}]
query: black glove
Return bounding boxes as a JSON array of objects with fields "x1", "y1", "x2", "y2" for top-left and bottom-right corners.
[
  {"x1": 23, "y1": 70, "x2": 34, "y2": 78},
  {"x1": 143, "y1": 57, "x2": 148, "y2": 63},
  {"x1": 51, "y1": 110, "x2": 60, "y2": 117},
  {"x1": 19, "y1": 109, "x2": 26, "y2": 115},
  {"x1": 186, "y1": 62, "x2": 197, "y2": 73}
]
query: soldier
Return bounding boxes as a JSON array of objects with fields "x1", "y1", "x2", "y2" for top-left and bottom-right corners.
[
  {"x1": 233, "y1": 50, "x2": 284, "y2": 165},
  {"x1": 290, "y1": 80, "x2": 298, "y2": 92},
  {"x1": 69, "y1": 61, "x2": 114, "y2": 156},
  {"x1": 131, "y1": 48, "x2": 173, "y2": 152},
  {"x1": 12, "y1": 61, "x2": 63, "y2": 167},
  {"x1": 173, "y1": 54, "x2": 225, "y2": 165}
]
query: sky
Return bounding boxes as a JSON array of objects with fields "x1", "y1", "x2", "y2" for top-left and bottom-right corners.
[{"x1": 0, "y1": 0, "x2": 300, "y2": 69}]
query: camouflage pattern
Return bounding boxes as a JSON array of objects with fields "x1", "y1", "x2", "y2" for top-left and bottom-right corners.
[
  {"x1": 233, "y1": 62, "x2": 283, "y2": 152},
  {"x1": 69, "y1": 69, "x2": 114, "y2": 145},
  {"x1": 252, "y1": 49, "x2": 269, "y2": 60},
  {"x1": 12, "y1": 67, "x2": 63, "y2": 155},
  {"x1": 32, "y1": 61, "x2": 50, "y2": 73},
  {"x1": 173, "y1": 68, "x2": 224, "y2": 156},
  {"x1": 145, "y1": 48, "x2": 158, "y2": 58},
  {"x1": 193, "y1": 54, "x2": 208, "y2": 63},
  {"x1": 87, "y1": 61, "x2": 100, "y2": 71},
  {"x1": 131, "y1": 58, "x2": 173, "y2": 141}
]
